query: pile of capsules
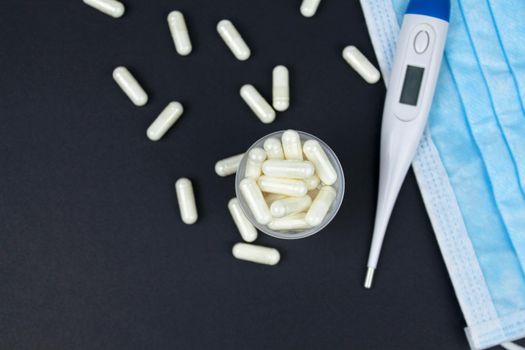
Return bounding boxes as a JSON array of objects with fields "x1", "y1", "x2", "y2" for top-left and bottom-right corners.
[
  {"x1": 213, "y1": 129, "x2": 340, "y2": 266},
  {"x1": 239, "y1": 130, "x2": 338, "y2": 231},
  {"x1": 83, "y1": 0, "x2": 380, "y2": 266}
]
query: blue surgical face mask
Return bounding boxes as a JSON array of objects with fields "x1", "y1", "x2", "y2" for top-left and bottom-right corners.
[{"x1": 360, "y1": 0, "x2": 525, "y2": 349}]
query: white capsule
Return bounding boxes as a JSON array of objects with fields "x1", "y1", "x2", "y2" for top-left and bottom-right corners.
[
  {"x1": 282, "y1": 130, "x2": 303, "y2": 160},
  {"x1": 263, "y1": 138, "x2": 285, "y2": 160},
  {"x1": 232, "y1": 243, "x2": 280, "y2": 266},
  {"x1": 175, "y1": 178, "x2": 198, "y2": 225},
  {"x1": 245, "y1": 148, "x2": 267, "y2": 179},
  {"x1": 228, "y1": 198, "x2": 258, "y2": 243},
  {"x1": 167, "y1": 11, "x2": 192, "y2": 56},
  {"x1": 300, "y1": 0, "x2": 322, "y2": 17},
  {"x1": 272, "y1": 65, "x2": 290, "y2": 112},
  {"x1": 262, "y1": 160, "x2": 315, "y2": 179},
  {"x1": 342, "y1": 46, "x2": 381, "y2": 84},
  {"x1": 239, "y1": 178, "x2": 272, "y2": 225},
  {"x1": 303, "y1": 140, "x2": 338, "y2": 185},
  {"x1": 83, "y1": 0, "x2": 125, "y2": 18},
  {"x1": 217, "y1": 20, "x2": 251, "y2": 61},
  {"x1": 305, "y1": 186, "x2": 336, "y2": 227},
  {"x1": 240, "y1": 85, "x2": 276, "y2": 124},
  {"x1": 147, "y1": 102, "x2": 183, "y2": 141},
  {"x1": 304, "y1": 175, "x2": 321, "y2": 190},
  {"x1": 257, "y1": 176, "x2": 308, "y2": 197},
  {"x1": 264, "y1": 193, "x2": 287, "y2": 206},
  {"x1": 112, "y1": 67, "x2": 148, "y2": 106},
  {"x1": 270, "y1": 196, "x2": 312, "y2": 218},
  {"x1": 269, "y1": 213, "x2": 311, "y2": 231},
  {"x1": 215, "y1": 153, "x2": 244, "y2": 177}
]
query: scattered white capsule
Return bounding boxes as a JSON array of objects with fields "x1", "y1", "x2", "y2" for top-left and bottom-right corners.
[
  {"x1": 342, "y1": 46, "x2": 381, "y2": 84},
  {"x1": 245, "y1": 148, "x2": 267, "y2": 179},
  {"x1": 300, "y1": 0, "x2": 322, "y2": 17},
  {"x1": 306, "y1": 186, "x2": 336, "y2": 227},
  {"x1": 240, "y1": 85, "x2": 276, "y2": 124},
  {"x1": 262, "y1": 160, "x2": 315, "y2": 179},
  {"x1": 228, "y1": 198, "x2": 258, "y2": 243},
  {"x1": 264, "y1": 193, "x2": 287, "y2": 206},
  {"x1": 269, "y1": 213, "x2": 311, "y2": 231},
  {"x1": 175, "y1": 178, "x2": 198, "y2": 225},
  {"x1": 239, "y1": 178, "x2": 272, "y2": 225},
  {"x1": 304, "y1": 175, "x2": 321, "y2": 191},
  {"x1": 272, "y1": 65, "x2": 290, "y2": 112},
  {"x1": 303, "y1": 140, "x2": 338, "y2": 185},
  {"x1": 270, "y1": 196, "x2": 312, "y2": 218},
  {"x1": 147, "y1": 102, "x2": 183, "y2": 141},
  {"x1": 217, "y1": 20, "x2": 251, "y2": 61},
  {"x1": 83, "y1": 0, "x2": 125, "y2": 18},
  {"x1": 282, "y1": 130, "x2": 303, "y2": 160},
  {"x1": 257, "y1": 176, "x2": 308, "y2": 197},
  {"x1": 167, "y1": 11, "x2": 192, "y2": 56},
  {"x1": 215, "y1": 153, "x2": 244, "y2": 177},
  {"x1": 112, "y1": 67, "x2": 148, "y2": 106},
  {"x1": 232, "y1": 243, "x2": 280, "y2": 266},
  {"x1": 263, "y1": 138, "x2": 285, "y2": 160}
]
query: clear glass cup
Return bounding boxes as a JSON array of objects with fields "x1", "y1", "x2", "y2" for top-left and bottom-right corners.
[{"x1": 235, "y1": 130, "x2": 345, "y2": 240}]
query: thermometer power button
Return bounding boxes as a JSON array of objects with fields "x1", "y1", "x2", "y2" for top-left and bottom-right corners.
[{"x1": 414, "y1": 30, "x2": 430, "y2": 54}]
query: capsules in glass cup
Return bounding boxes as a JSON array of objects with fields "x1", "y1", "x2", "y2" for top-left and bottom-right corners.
[
  {"x1": 304, "y1": 175, "x2": 321, "y2": 191},
  {"x1": 217, "y1": 20, "x2": 251, "y2": 61},
  {"x1": 240, "y1": 85, "x2": 276, "y2": 124},
  {"x1": 307, "y1": 189, "x2": 319, "y2": 201},
  {"x1": 236, "y1": 130, "x2": 344, "y2": 237},
  {"x1": 232, "y1": 243, "x2": 280, "y2": 265},
  {"x1": 262, "y1": 159, "x2": 315, "y2": 179},
  {"x1": 167, "y1": 11, "x2": 192, "y2": 56},
  {"x1": 263, "y1": 138, "x2": 285, "y2": 160},
  {"x1": 270, "y1": 195, "x2": 312, "y2": 218},
  {"x1": 305, "y1": 186, "x2": 336, "y2": 227},
  {"x1": 281, "y1": 130, "x2": 303, "y2": 160},
  {"x1": 257, "y1": 176, "x2": 308, "y2": 197},
  {"x1": 264, "y1": 193, "x2": 287, "y2": 206},
  {"x1": 83, "y1": 0, "x2": 125, "y2": 18},
  {"x1": 215, "y1": 153, "x2": 244, "y2": 177},
  {"x1": 147, "y1": 102, "x2": 183, "y2": 141},
  {"x1": 342, "y1": 46, "x2": 381, "y2": 84},
  {"x1": 303, "y1": 140, "x2": 338, "y2": 185},
  {"x1": 245, "y1": 148, "x2": 267, "y2": 179},
  {"x1": 269, "y1": 213, "x2": 311, "y2": 231},
  {"x1": 175, "y1": 178, "x2": 198, "y2": 225},
  {"x1": 113, "y1": 67, "x2": 148, "y2": 106}
]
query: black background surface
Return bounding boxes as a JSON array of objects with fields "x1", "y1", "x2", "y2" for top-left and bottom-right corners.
[{"x1": 0, "y1": 1, "x2": 514, "y2": 349}]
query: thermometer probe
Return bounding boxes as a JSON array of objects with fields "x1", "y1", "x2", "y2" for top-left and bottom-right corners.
[{"x1": 364, "y1": 0, "x2": 450, "y2": 288}]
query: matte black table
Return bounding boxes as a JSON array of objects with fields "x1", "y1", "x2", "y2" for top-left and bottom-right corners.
[{"x1": 2, "y1": 1, "x2": 515, "y2": 349}]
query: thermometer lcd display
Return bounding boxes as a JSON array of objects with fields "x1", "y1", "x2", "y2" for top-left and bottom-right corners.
[{"x1": 399, "y1": 65, "x2": 425, "y2": 106}]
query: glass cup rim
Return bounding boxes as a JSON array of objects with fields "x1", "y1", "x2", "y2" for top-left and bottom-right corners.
[{"x1": 235, "y1": 130, "x2": 345, "y2": 240}]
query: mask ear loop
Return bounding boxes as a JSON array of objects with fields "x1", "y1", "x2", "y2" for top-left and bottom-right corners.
[{"x1": 502, "y1": 342, "x2": 525, "y2": 350}]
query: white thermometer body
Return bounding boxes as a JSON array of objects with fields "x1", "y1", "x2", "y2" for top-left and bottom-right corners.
[{"x1": 365, "y1": 13, "x2": 449, "y2": 288}]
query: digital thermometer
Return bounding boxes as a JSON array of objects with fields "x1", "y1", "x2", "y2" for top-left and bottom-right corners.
[{"x1": 364, "y1": 0, "x2": 450, "y2": 288}]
